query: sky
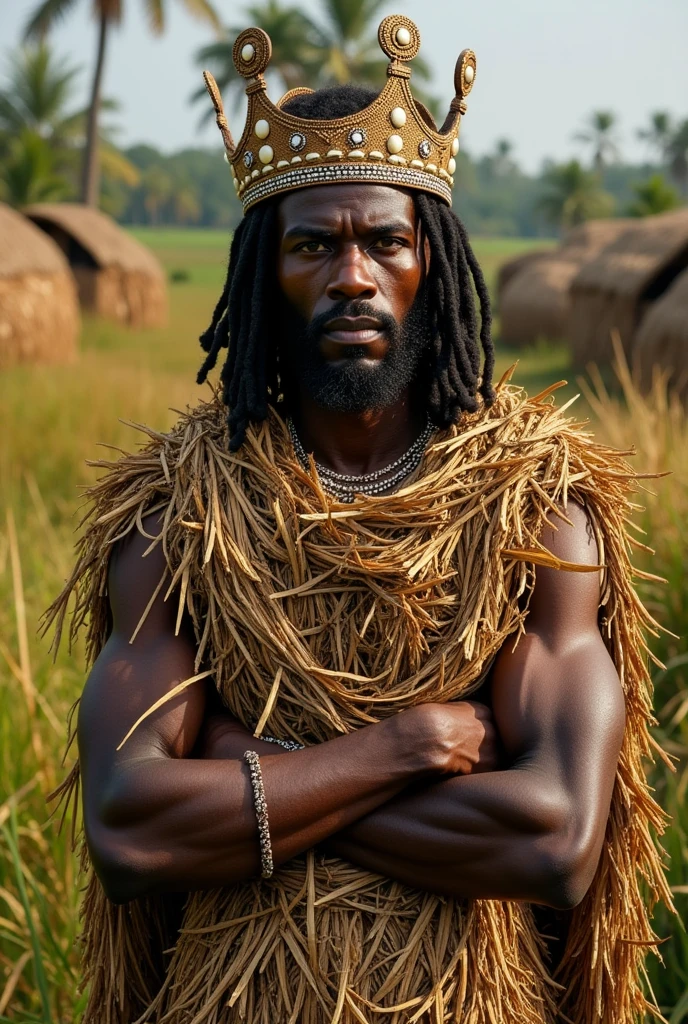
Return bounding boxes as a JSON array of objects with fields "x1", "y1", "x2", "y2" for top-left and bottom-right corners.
[{"x1": 1, "y1": 0, "x2": 687, "y2": 173}]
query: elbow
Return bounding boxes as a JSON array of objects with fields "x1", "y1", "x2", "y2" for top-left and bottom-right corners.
[
  {"x1": 85, "y1": 817, "x2": 156, "y2": 906},
  {"x1": 535, "y1": 830, "x2": 600, "y2": 911}
]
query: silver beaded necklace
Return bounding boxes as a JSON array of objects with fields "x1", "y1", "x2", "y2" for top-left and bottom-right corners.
[{"x1": 287, "y1": 416, "x2": 435, "y2": 503}]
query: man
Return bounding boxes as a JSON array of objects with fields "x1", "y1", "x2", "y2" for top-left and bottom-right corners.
[{"x1": 50, "y1": 17, "x2": 670, "y2": 1024}]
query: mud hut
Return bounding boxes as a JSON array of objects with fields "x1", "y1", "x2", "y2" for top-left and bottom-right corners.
[
  {"x1": 634, "y1": 265, "x2": 688, "y2": 397},
  {"x1": 0, "y1": 203, "x2": 80, "y2": 369},
  {"x1": 568, "y1": 208, "x2": 688, "y2": 367},
  {"x1": 498, "y1": 219, "x2": 632, "y2": 348},
  {"x1": 24, "y1": 203, "x2": 167, "y2": 328}
]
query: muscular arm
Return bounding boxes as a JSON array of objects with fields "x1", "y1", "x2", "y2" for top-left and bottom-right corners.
[
  {"x1": 324, "y1": 502, "x2": 626, "y2": 909},
  {"x1": 78, "y1": 517, "x2": 495, "y2": 904}
]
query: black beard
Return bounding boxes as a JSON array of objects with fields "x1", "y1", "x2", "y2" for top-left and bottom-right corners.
[{"x1": 278, "y1": 292, "x2": 431, "y2": 414}]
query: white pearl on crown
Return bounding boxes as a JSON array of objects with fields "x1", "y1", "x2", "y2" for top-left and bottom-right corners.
[
  {"x1": 464, "y1": 64, "x2": 475, "y2": 83},
  {"x1": 448, "y1": 157, "x2": 456, "y2": 175},
  {"x1": 451, "y1": 137, "x2": 460, "y2": 156},
  {"x1": 241, "y1": 43, "x2": 255, "y2": 62},
  {"x1": 387, "y1": 134, "x2": 404, "y2": 154},
  {"x1": 390, "y1": 107, "x2": 407, "y2": 128},
  {"x1": 254, "y1": 120, "x2": 270, "y2": 139},
  {"x1": 395, "y1": 26, "x2": 411, "y2": 46},
  {"x1": 258, "y1": 145, "x2": 273, "y2": 164}
]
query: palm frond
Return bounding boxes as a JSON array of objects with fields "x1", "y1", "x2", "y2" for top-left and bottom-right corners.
[
  {"x1": 178, "y1": 0, "x2": 222, "y2": 34},
  {"x1": 23, "y1": 0, "x2": 79, "y2": 40}
]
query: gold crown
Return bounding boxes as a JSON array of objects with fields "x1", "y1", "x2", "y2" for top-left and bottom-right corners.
[{"x1": 203, "y1": 15, "x2": 477, "y2": 213}]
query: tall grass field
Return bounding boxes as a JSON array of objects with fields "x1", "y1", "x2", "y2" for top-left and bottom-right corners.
[{"x1": 0, "y1": 231, "x2": 686, "y2": 1020}]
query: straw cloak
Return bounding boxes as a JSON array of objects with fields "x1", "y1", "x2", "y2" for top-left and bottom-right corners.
[{"x1": 48, "y1": 379, "x2": 672, "y2": 1024}]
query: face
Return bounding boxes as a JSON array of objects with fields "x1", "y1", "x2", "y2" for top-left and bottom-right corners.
[{"x1": 276, "y1": 184, "x2": 431, "y2": 413}]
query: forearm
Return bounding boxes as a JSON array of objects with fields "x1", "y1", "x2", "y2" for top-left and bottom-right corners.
[
  {"x1": 326, "y1": 766, "x2": 583, "y2": 907},
  {"x1": 89, "y1": 717, "x2": 433, "y2": 902}
]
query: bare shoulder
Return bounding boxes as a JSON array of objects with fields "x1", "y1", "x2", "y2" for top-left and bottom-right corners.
[
  {"x1": 527, "y1": 500, "x2": 603, "y2": 637},
  {"x1": 107, "y1": 511, "x2": 175, "y2": 640},
  {"x1": 491, "y1": 498, "x2": 625, "y2": 760}
]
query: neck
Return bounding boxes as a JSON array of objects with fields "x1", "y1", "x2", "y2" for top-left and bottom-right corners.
[{"x1": 292, "y1": 390, "x2": 425, "y2": 477}]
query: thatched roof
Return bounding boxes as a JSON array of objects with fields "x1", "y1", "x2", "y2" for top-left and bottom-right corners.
[
  {"x1": 499, "y1": 257, "x2": 579, "y2": 346},
  {"x1": 0, "y1": 203, "x2": 71, "y2": 278},
  {"x1": 0, "y1": 202, "x2": 80, "y2": 368},
  {"x1": 572, "y1": 209, "x2": 688, "y2": 298},
  {"x1": 634, "y1": 265, "x2": 688, "y2": 394},
  {"x1": 23, "y1": 203, "x2": 164, "y2": 279},
  {"x1": 496, "y1": 249, "x2": 554, "y2": 306},
  {"x1": 560, "y1": 218, "x2": 635, "y2": 258},
  {"x1": 569, "y1": 209, "x2": 688, "y2": 365},
  {"x1": 496, "y1": 219, "x2": 634, "y2": 344}
]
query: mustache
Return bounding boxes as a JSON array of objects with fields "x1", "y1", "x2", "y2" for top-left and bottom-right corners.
[{"x1": 304, "y1": 300, "x2": 399, "y2": 343}]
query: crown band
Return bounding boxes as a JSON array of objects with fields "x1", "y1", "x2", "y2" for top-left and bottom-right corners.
[{"x1": 241, "y1": 161, "x2": 453, "y2": 211}]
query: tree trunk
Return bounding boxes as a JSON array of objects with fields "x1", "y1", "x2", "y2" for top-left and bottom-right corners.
[{"x1": 81, "y1": 13, "x2": 109, "y2": 207}]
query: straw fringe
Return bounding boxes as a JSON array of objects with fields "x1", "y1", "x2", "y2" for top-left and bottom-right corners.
[{"x1": 45, "y1": 382, "x2": 672, "y2": 1022}]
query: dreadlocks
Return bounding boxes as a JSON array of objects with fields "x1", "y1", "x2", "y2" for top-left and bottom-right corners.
[{"x1": 197, "y1": 85, "x2": 495, "y2": 451}]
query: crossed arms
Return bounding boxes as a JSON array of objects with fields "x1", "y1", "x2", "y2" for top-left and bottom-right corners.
[{"x1": 78, "y1": 503, "x2": 625, "y2": 909}]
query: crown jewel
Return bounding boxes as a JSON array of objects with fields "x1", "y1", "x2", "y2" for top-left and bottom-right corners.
[{"x1": 203, "y1": 15, "x2": 477, "y2": 213}]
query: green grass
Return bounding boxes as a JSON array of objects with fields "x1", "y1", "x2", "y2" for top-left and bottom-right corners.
[{"x1": 0, "y1": 230, "x2": 685, "y2": 1020}]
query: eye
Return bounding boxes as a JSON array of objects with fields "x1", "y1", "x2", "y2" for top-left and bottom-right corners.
[
  {"x1": 372, "y1": 236, "x2": 404, "y2": 250},
  {"x1": 295, "y1": 241, "x2": 329, "y2": 253}
]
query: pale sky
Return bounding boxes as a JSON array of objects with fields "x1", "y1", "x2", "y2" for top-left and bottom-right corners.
[{"x1": 1, "y1": 0, "x2": 687, "y2": 173}]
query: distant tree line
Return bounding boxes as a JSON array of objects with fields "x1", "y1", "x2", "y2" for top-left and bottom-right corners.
[{"x1": 2, "y1": 0, "x2": 687, "y2": 235}]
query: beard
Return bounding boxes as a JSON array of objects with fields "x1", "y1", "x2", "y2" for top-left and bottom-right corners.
[{"x1": 278, "y1": 291, "x2": 431, "y2": 414}]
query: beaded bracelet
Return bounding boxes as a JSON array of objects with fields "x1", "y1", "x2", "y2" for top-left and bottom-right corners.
[{"x1": 244, "y1": 750, "x2": 274, "y2": 879}]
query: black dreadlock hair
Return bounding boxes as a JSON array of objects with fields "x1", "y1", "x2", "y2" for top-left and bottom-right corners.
[{"x1": 197, "y1": 85, "x2": 495, "y2": 451}]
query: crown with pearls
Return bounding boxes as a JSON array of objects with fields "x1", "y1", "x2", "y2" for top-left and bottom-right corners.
[{"x1": 203, "y1": 14, "x2": 477, "y2": 213}]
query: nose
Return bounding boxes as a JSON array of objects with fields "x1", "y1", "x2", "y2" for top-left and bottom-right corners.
[{"x1": 326, "y1": 246, "x2": 378, "y2": 302}]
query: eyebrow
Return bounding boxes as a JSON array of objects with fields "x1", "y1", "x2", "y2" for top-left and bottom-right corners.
[{"x1": 282, "y1": 221, "x2": 414, "y2": 242}]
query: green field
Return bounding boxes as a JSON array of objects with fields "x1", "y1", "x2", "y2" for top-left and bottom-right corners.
[{"x1": 0, "y1": 230, "x2": 685, "y2": 1020}]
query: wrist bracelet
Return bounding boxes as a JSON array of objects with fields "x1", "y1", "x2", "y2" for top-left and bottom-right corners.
[{"x1": 244, "y1": 750, "x2": 274, "y2": 879}]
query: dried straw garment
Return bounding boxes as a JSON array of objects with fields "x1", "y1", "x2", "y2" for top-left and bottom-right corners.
[
  {"x1": 0, "y1": 202, "x2": 79, "y2": 369},
  {"x1": 24, "y1": 202, "x2": 168, "y2": 329},
  {"x1": 48, "y1": 379, "x2": 672, "y2": 1024}
]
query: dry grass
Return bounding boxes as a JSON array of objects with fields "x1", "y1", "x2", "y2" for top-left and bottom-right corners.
[{"x1": 0, "y1": 233, "x2": 685, "y2": 1021}]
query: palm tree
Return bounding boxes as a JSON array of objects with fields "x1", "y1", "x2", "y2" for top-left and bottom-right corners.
[
  {"x1": 0, "y1": 130, "x2": 71, "y2": 206},
  {"x1": 574, "y1": 110, "x2": 621, "y2": 172},
  {"x1": 307, "y1": 0, "x2": 397, "y2": 87},
  {"x1": 195, "y1": 0, "x2": 434, "y2": 120},
  {"x1": 491, "y1": 138, "x2": 515, "y2": 177},
  {"x1": 626, "y1": 174, "x2": 680, "y2": 217},
  {"x1": 0, "y1": 43, "x2": 139, "y2": 202},
  {"x1": 636, "y1": 111, "x2": 673, "y2": 166},
  {"x1": 667, "y1": 119, "x2": 688, "y2": 197},
  {"x1": 0, "y1": 44, "x2": 81, "y2": 152},
  {"x1": 195, "y1": 0, "x2": 317, "y2": 114},
  {"x1": 537, "y1": 160, "x2": 615, "y2": 231},
  {"x1": 24, "y1": 0, "x2": 221, "y2": 208}
]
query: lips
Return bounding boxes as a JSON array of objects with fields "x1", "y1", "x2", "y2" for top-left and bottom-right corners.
[{"x1": 322, "y1": 316, "x2": 384, "y2": 345}]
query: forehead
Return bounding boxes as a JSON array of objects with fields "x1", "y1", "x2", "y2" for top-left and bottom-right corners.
[{"x1": 276, "y1": 184, "x2": 417, "y2": 233}]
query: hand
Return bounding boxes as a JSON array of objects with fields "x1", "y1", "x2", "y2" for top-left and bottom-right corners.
[{"x1": 404, "y1": 701, "x2": 499, "y2": 777}]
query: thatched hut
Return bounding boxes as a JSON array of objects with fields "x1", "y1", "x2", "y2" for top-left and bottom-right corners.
[
  {"x1": 495, "y1": 249, "x2": 554, "y2": 308},
  {"x1": 24, "y1": 203, "x2": 167, "y2": 328},
  {"x1": 0, "y1": 203, "x2": 80, "y2": 369},
  {"x1": 634, "y1": 265, "x2": 688, "y2": 396},
  {"x1": 568, "y1": 208, "x2": 688, "y2": 367},
  {"x1": 498, "y1": 219, "x2": 632, "y2": 348}
]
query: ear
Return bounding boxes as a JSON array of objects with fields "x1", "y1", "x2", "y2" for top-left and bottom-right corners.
[{"x1": 416, "y1": 214, "x2": 431, "y2": 279}]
